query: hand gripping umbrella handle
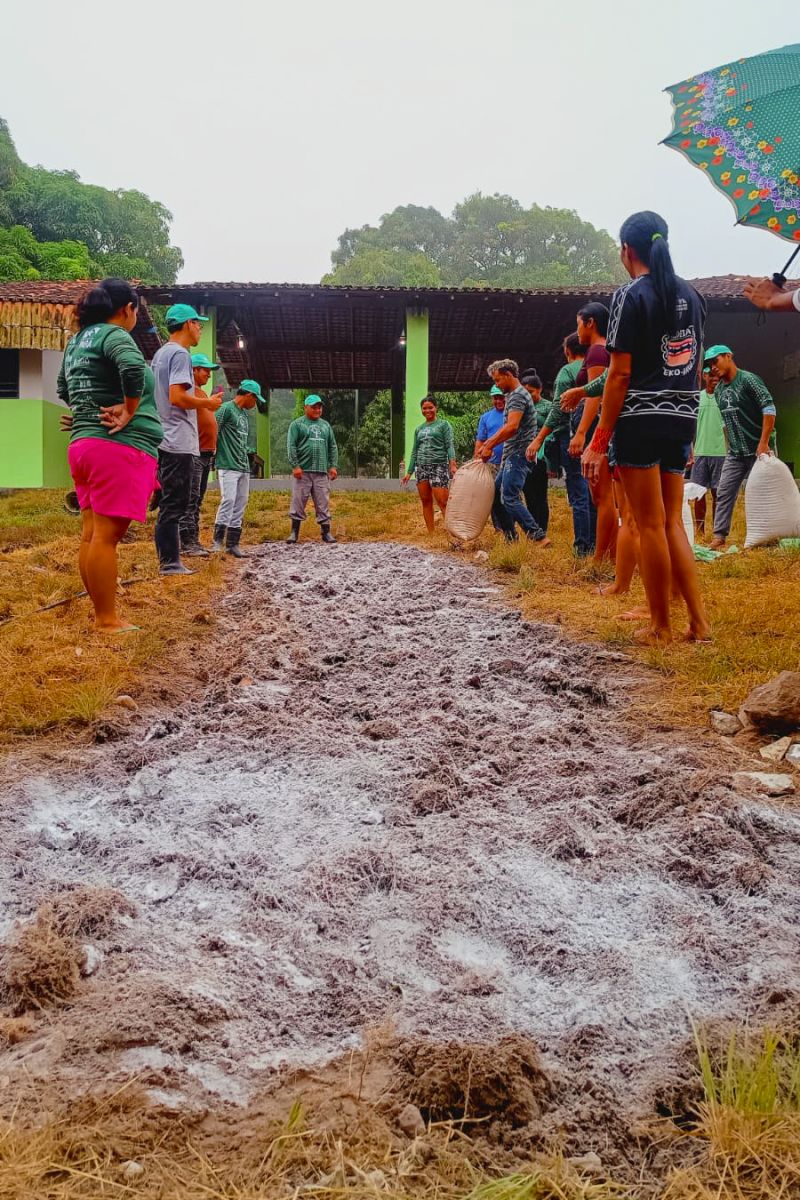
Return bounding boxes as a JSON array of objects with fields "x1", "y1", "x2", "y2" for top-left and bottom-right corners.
[{"x1": 773, "y1": 243, "x2": 800, "y2": 288}]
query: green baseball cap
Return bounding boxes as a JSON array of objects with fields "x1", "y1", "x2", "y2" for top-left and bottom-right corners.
[
  {"x1": 304, "y1": 394, "x2": 323, "y2": 407},
  {"x1": 238, "y1": 378, "x2": 264, "y2": 400},
  {"x1": 704, "y1": 344, "x2": 732, "y2": 362},
  {"x1": 165, "y1": 302, "x2": 209, "y2": 327},
  {"x1": 191, "y1": 352, "x2": 219, "y2": 370},
  {"x1": 490, "y1": 385, "x2": 504, "y2": 395}
]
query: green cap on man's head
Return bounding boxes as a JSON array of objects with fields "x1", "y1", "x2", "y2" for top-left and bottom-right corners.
[
  {"x1": 165, "y1": 302, "x2": 209, "y2": 327},
  {"x1": 490, "y1": 385, "x2": 504, "y2": 395},
  {"x1": 238, "y1": 379, "x2": 264, "y2": 400},
  {"x1": 304, "y1": 394, "x2": 323, "y2": 407},
  {"x1": 191, "y1": 352, "x2": 219, "y2": 370},
  {"x1": 704, "y1": 344, "x2": 732, "y2": 362}
]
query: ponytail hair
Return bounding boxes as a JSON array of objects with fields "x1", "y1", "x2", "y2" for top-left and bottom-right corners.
[
  {"x1": 619, "y1": 211, "x2": 678, "y2": 331},
  {"x1": 76, "y1": 278, "x2": 139, "y2": 329}
]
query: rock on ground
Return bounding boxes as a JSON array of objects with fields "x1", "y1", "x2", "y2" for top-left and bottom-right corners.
[{"x1": 741, "y1": 671, "x2": 800, "y2": 734}]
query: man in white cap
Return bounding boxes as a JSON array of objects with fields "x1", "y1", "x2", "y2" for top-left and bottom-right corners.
[{"x1": 286, "y1": 395, "x2": 339, "y2": 544}]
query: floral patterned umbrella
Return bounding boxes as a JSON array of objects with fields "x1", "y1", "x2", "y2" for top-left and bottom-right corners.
[{"x1": 664, "y1": 43, "x2": 800, "y2": 278}]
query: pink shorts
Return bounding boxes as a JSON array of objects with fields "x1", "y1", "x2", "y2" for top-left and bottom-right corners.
[{"x1": 68, "y1": 437, "x2": 158, "y2": 523}]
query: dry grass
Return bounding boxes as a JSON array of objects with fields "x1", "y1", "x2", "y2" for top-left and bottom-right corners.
[
  {"x1": 0, "y1": 483, "x2": 798, "y2": 740},
  {"x1": 0, "y1": 1087, "x2": 631, "y2": 1200},
  {"x1": 664, "y1": 1028, "x2": 800, "y2": 1199}
]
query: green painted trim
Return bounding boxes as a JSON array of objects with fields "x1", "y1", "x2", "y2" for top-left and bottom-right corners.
[
  {"x1": 776, "y1": 401, "x2": 800, "y2": 477},
  {"x1": 404, "y1": 309, "x2": 429, "y2": 470}
]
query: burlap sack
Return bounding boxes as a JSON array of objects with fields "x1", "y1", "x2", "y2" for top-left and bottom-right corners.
[
  {"x1": 744, "y1": 455, "x2": 800, "y2": 548},
  {"x1": 444, "y1": 458, "x2": 496, "y2": 543}
]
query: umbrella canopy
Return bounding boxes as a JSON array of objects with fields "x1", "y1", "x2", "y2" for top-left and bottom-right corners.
[{"x1": 664, "y1": 44, "x2": 800, "y2": 246}]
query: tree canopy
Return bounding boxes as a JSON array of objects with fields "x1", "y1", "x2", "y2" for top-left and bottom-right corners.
[
  {"x1": 325, "y1": 195, "x2": 624, "y2": 289},
  {"x1": 0, "y1": 118, "x2": 182, "y2": 283}
]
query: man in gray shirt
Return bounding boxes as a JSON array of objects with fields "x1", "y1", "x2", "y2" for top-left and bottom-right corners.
[
  {"x1": 477, "y1": 358, "x2": 550, "y2": 544},
  {"x1": 151, "y1": 304, "x2": 218, "y2": 574}
]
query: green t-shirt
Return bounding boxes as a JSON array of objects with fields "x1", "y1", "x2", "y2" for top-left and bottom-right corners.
[
  {"x1": 287, "y1": 415, "x2": 339, "y2": 473},
  {"x1": 57, "y1": 323, "x2": 163, "y2": 459},
  {"x1": 693, "y1": 388, "x2": 726, "y2": 457},
  {"x1": 714, "y1": 369, "x2": 777, "y2": 458},
  {"x1": 407, "y1": 418, "x2": 456, "y2": 474},
  {"x1": 543, "y1": 359, "x2": 582, "y2": 436},
  {"x1": 215, "y1": 401, "x2": 251, "y2": 472}
]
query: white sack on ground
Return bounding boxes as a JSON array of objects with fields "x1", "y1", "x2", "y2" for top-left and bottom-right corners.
[
  {"x1": 682, "y1": 481, "x2": 705, "y2": 547},
  {"x1": 444, "y1": 458, "x2": 495, "y2": 542},
  {"x1": 744, "y1": 455, "x2": 800, "y2": 548}
]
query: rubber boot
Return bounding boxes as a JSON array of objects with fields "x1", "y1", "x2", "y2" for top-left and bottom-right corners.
[
  {"x1": 226, "y1": 526, "x2": 246, "y2": 559},
  {"x1": 211, "y1": 524, "x2": 227, "y2": 552},
  {"x1": 320, "y1": 523, "x2": 337, "y2": 544},
  {"x1": 286, "y1": 519, "x2": 301, "y2": 545}
]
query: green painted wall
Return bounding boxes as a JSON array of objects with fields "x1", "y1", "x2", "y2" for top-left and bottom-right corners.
[
  {"x1": 0, "y1": 399, "x2": 73, "y2": 489},
  {"x1": 404, "y1": 309, "x2": 429, "y2": 470},
  {"x1": 195, "y1": 306, "x2": 217, "y2": 368},
  {"x1": 42, "y1": 400, "x2": 73, "y2": 487}
]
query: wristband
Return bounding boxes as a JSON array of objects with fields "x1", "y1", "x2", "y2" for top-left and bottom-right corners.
[
  {"x1": 588, "y1": 428, "x2": 613, "y2": 455},
  {"x1": 793, "y1": 288, "x2": 800, "y2": 313}
]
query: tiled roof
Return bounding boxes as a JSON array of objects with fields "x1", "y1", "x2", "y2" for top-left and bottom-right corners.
[{"x1": 0, "y1": 281, "x2": 161, "y2": 359}]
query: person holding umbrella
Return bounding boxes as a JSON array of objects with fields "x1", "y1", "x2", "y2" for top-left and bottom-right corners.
[
  {"x1": 580, "y1": 210, "x2": 710, "y2": 644},
  {"x1": 744, "y1": 277, "x2": 800, "y2": 313}
]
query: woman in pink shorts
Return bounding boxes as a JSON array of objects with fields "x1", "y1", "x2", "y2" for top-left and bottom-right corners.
[{"x1": 58, "y1": 279, "x2": 163, "y2": 633}]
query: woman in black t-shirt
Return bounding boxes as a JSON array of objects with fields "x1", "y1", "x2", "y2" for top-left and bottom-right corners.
[{"x1": 581, "y1": 211, "x2": 710, "y2": 644}]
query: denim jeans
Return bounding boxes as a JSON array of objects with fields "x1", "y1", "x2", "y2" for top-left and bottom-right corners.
[
  {"x1": 497, "y1": 452, "x2": 545, "y2": 539},
  {"x1": 490, "y1": 469, "x2": 515, "y2": 535},
  {"x1": 180, "y1": 451, "x2": 213, "y2": 545},
  {"x1": 713, "y1": 453, "x2": 755, "y2": 539},
  {"x1": 558, "y1": 432, "x2": 593, "y2": 555}
]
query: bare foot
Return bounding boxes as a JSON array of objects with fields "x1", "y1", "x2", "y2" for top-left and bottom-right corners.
[
  {"x1": 596, "y1": 582, "x2": 629, "y2": 597},
  {"x1": 683, "y1": 626, "x2": 713, "y2": 644},
  {"x1": 96, "y1": 622, "x2": 141, "y2": 635},
  {"x1": 618, "y1": 606, "x2": 650, "y2": 621},
  {"x1": 632, "y1": 625, "x2": 672, "y2": 645}
]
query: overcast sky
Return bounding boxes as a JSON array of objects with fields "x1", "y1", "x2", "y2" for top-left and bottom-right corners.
[{"x1": 5, "y1": 1, "x2": 799, "y2": 284}]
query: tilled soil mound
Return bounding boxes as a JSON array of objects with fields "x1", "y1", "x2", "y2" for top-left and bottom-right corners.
[{"x1": 1, "y1": 542, "x2": 800, "y2": 1165}]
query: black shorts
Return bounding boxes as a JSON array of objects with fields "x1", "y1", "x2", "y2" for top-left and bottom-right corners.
[
  {"x1": 690, "y1": 455, "x2": 725, "y2": 490},
  {"x1": 613, "y1": 425, "x2": 691, "y2": 475}
]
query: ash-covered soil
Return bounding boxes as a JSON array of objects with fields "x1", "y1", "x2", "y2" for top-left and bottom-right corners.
[{"x1": 2, "y1": 542, "x2": 800, "y2": 1155}]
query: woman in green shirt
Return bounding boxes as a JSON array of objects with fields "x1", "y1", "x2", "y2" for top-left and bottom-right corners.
[
  {"x1": 58, "y1": 278, "x2": 163, "y2": 634},
  {"x1": 402, "y1": 397, "x2": 457, "y2": 532}
]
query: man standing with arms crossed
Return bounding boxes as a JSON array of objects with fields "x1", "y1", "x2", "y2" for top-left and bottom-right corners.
[
  {"x1": 286, "y1": 395, "x2": 339, "y2": 544},
  {"x1": 705, "y1": 345, "x2": 777, "y2": 550},
  {"x1": 151, "y1": 303, "x2": 220, "y2": 575}
]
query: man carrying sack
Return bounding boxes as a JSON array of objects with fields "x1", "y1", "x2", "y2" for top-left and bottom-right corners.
[{"x1": 286, "y1": 395, "x2": 339, "y2": 544}]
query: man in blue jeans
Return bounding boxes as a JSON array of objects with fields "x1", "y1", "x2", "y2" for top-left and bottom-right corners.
[
  {"x1": 477, "y1": 358, "x2": 550, "y2": 545},
  {"x1": 526, "y1": 333, "x2": 593, "y2": 555}
]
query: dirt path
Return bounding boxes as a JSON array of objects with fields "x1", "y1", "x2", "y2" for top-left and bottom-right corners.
[{"x1": 2, "y1": 542, "x2": 799, "y2": 1146}]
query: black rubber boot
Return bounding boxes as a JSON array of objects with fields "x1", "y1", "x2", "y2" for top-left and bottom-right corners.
[
  {"x1": 211, "y1": 524, "x2": 226, "y2": 552},
  {"x1": 286, "y1": 519, "x2": 301, "y2": 545},
  {"x1": 226, "y1": 526, "x2": 246, "y2": 559},
  {"x1": 320, "y1": 523, "x2": 337, "y2": 544}
]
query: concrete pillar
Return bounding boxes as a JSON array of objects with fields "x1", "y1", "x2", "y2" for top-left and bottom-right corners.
[
  {"x1": 404, "y1": 308, "x2": 429, "y2": 471},
  {"x1": 390, "y1": 385, "x2": 404, "y2": 477},
  {"x1": 195, "y1": 305, "x2": 217, "y2": 368},
  {"x1": 257, "y1": 389, "x2": 271, "y2": 477}
]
